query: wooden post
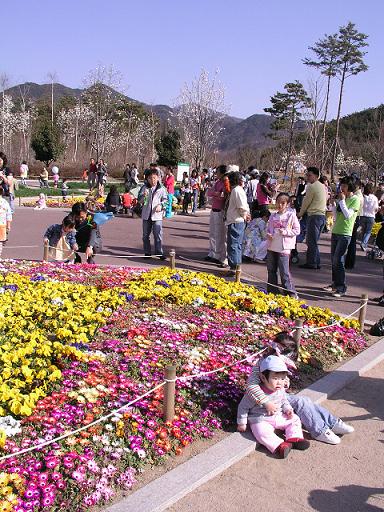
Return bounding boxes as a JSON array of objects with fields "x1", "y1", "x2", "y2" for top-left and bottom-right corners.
[
  {"x1": 358, "y1": 294, "x2": 368, "y2": 333},
  {"x1": 163, "y1": 365, "x2": 176, "y2": 422},
  {"x1": 43, "y1": 239, "x2": 49, "y2": 262},
  {"x1": 235, "y1": 265, "x2": 241, "y2": 283},
  {"x1": 169, "y1": 249, "x2": 176, "y2": 270},
  {"x1": 293, "y1": 318, "x2": 304, "y2": 352},
  {"x1": 18, "y1": 196, "x2": 21, "y2": 207}
]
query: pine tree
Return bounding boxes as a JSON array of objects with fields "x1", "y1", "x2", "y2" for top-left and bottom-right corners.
[
  {"x1": 330, "y1": 22, "x2": 369, "y2": 180},
  {"x1": 264, "y1": 81, "x2": 311, "y2": 184}
]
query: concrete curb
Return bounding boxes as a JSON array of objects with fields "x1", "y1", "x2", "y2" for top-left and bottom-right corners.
[{"x1": 105, "y1": 337, "x2": 384, "y2": 512}]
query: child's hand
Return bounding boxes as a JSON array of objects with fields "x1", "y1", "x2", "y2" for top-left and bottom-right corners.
[
  {"x1": 237, "y1": 424, "x2": 247, "y2": 432},
  {"x1": 267, "y1": 233, "x2": 273, "y2": 240},
  {"x1": 284, "y1": 409, "x2": 293, "y2": 419},
  {"x1": 264, "y1": 401, "x2": 278, "y2": 415}
]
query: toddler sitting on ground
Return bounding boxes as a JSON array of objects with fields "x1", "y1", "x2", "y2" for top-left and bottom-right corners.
[
  {"x1": 237, "y1": 332, "x2": 354, "y2": 447},
  {"x1": 238, "y1": 355, "x2": 309, "y2": 458}
]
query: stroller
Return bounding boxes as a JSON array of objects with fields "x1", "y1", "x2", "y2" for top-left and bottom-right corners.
[{"x1": 366, "y1": 223, "x2": 384, "y2": 260}]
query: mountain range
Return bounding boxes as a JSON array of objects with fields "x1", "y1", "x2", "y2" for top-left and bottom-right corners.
[{"x1": 5, "y1": 82, "x2": 275, "y2": 153}]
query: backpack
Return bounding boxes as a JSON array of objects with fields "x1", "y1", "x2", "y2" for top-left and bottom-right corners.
[{"x1": 370, "y1": 317, "x2": 384, "y2": 336}]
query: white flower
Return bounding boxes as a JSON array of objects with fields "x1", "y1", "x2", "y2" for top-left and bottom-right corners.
[
  {"x1": 0, "y1": 416, "x2": 22, "y2": 436},
  {"x1": 51, "y1": 297, "x2": 64, "y2": 306}
]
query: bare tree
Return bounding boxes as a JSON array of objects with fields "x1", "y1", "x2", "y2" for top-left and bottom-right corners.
[
  {"x1": 47, "y1": 71, "x2": 57, "y2": 129},
  {"x1": 302, "y1": 78, "x2": 326, "y2": 165},
  {"x1": 174, "y1": 69, "x2": 228, "y2": 170}
]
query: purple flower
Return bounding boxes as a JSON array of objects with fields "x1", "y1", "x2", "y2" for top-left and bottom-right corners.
[{"x1": 156, "y1": 280, "x2": 170, "y2": 288}]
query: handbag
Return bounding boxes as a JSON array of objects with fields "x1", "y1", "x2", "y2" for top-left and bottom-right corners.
[
  {"x1": 370, "y1": 317, "x2": 384, "y2": 336},
  {"x1": 49, "y1": 235, "x2": 74, "y2": 262}
]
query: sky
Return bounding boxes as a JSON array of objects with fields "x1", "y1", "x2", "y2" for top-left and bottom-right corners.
[{"x1": 3, "y1": 0, "x2": 384, "y2": 120}]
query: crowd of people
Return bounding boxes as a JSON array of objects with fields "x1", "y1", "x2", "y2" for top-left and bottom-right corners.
[
  {"x1": 1, "y1": 151, "x2": 384, "y2": 303},
  {"x1": 1, "y1": 152, "x2": 383, "y2": 459}
]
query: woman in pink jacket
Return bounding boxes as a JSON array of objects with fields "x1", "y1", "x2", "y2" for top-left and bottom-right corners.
[{"x1": 266, "y1": 192, "x2": 300, "y2": 297}]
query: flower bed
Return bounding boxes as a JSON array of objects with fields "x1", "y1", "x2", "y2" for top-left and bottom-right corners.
[{"x1": 0, "y1": 262, "x2": 367, "y2": 511}]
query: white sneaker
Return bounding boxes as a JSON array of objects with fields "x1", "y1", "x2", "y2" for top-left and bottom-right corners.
[
  {"x1": 332, "y1": 291, "x2": 346, "y2": 298},
  {"x1": 314, "y1": 429, "x2": 341, "y2": 445},
  {"x1": 332, "y1": 420, "x2": 354, "y2": 435}
]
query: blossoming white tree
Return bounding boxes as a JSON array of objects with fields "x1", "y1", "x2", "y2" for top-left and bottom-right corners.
[
  {"x1": 174, "y1": 69, "x2": 227, "y2": 170},
  {"x1": 57, "y1": 101, "x2": 93, "y2": 161},
  {"x1": 82, "y1": 65, "x2": 125, "y2": 160}
]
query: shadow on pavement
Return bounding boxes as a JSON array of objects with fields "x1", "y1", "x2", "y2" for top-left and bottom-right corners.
[{"x1": 308, "y1": 485, "x2": 384, "y2": 511}]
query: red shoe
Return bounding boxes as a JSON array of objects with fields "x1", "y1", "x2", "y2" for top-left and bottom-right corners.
[
  {"x1": 286, "y1": 437, "x2": 310, "y2": 450},
  {"x1": 275, "y1": 441, "x2": 292, "y2": 458}
]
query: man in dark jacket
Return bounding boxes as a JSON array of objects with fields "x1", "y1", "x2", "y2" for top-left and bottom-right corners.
[{"x1": 71, "y1": 202, "x2": 102, "y2": 264}]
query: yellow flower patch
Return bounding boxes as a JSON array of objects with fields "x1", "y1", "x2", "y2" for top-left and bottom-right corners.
[{"x1": 0, "y1": 273, "x2": 124, "y2": 416}]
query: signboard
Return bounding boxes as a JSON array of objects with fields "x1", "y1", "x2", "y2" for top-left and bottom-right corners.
[{"x1": 177, "y1": 162, "x2": 190, "y2": 182}]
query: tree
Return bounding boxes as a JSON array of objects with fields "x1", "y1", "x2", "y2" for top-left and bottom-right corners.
[
  {"x1": 303, "y1": 34, "x2": 339, "y2": 170},
  {"x1": 155, "y1": 129, "x2": 182, "y2": 167},
  {"x1": 302, "y1": 78, "x2": 326, "y2": 165},
  {"x1": 0, "y1": 73, "x2": 10, "y2": 149},
  {"x1": 330, "y1": 22, "x2": 369, "y2": 180},
  {"x1": 47, "y1": 71, "x2": 57, "y2": 129},
  {"x1": 264, "y1": 81, "x2": 312, "y2": 185},
  {"x1": 82, "y1": 65, "x2": 124, "y2": 160},
  {"x1": 31, "y1": 116, "x2": 64, "y2": 167},
  {"x1": 0, "y1": 94, "x2": 17, "y2": 156},
  {"x1": 114, "y1": 100, "x2": 148, "y2": 163},
  {"x1": 57, "y1": 98, "x2": 93, "y2": 162},
  {"x1": 363, "y1": 106, "x2": 384, "y2": 185},
  {"x1": 174, "y1": 69, "x2": 227, "y2": 170}
]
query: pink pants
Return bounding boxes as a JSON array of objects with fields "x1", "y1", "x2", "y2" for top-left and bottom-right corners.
[{"x1": 251, "y1": 413, "x2": 303, "y2": 453}]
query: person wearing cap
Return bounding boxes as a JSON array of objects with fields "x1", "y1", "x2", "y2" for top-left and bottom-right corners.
[
  {"x1": 238, "y1": 331, "x2": 354, "y2": 445},
  {"x1": 237, "y1": 355, "x2": 309, "y2": 458},
  {"x1": 245, "y1": 167, "x2": 259, "y2": 214}
]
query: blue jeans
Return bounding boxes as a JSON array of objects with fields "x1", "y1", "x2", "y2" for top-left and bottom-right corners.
[
  {"x1": 267, "y1": 250, "x2": 296, "y2": 296},
  {"x1": 359, "y1": 216, "x2": 375, "y2": 248},
  {"x1": 165, "y1": 193, "x2": 174, "y2": 218},
  {"x1": 142, "y1": 219, "x2": 163, "y2": 256},
  {"x1": 288, "y1": 395, "x2": 338, "y2": 438},
  {"x1": 227, "y1": 222, "x2": 245, "y2": 269},
  {"x1": 192, "y1": 189, "x2": 199, "y2": 213},
  {"x1": 305, "y1": 214, "x2": 325, "y2": 267},
  {"x1": 331, "y1": 233, "x2": 351, "y2": 293}
]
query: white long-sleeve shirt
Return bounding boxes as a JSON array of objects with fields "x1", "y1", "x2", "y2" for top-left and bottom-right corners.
[{"x1": 225, "y1": 186, "x2": 249, "y2": 225}]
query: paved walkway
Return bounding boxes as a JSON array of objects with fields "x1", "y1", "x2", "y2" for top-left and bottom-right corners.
[
  {"x1": 167, "y1": 360, "x2": 384, "y2": 512},
  {"x1": 4, "y1": 207, "x2": 384, "y2": 324}
]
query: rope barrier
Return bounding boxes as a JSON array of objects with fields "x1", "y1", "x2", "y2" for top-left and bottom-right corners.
[
  {"x1": 177, "y1": 348, "x2": 267, "y2": 382},
  {"x1": 296, "y1": 302, "x2": 366, "y2": 333},
  {"x1": 240, "y1": 268, "x2": 328, "y2": 300},
  {"x1": 0, "y1": 382, "x2": 166, "y2": 463},
  {"x1": 0, "y1": 348, "x2": 267, "y2": 461}
]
